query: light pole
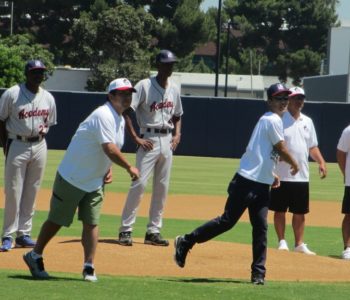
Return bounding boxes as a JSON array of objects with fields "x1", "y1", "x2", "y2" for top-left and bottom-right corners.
[
  {"x1": 0, "y1": 1, "x2": 13, "y2": 35},
  {"x1": 224, "y1": 21, "x2": 232, "y2": 97},
  {"x1": 214, "y1": 0, "x2": 222, "y2": 97}
]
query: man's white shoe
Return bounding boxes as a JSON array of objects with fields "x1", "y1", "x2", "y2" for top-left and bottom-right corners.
[
  {"x1": 278, "y1": 239, "x2": 289, "y2": 251},
  {"x1": 294, "y1": 243, "x2": 316, "y2": 255},
  {"x1": 83, "y1": 266, "x2": 98, "y2": 282},
  {"x1": 341, "y1": 247, "x2": 350, "y2": 260}
]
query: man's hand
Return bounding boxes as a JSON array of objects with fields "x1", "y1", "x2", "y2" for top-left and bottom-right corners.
[
  {"x1": 171, "y1": 134, "x2": 181, "y2": 151},
  {"x1": 319, "y1": 163, "x2": 327, "y2": 179},
  {"x1": 135, "y1": 136, "x2": 153, "y2": 151},
  {"x1": 103, "y1": 168, "x2": 113, "y2": 184},
  {"x1": 127, "y1": 166, "x2": 140, "y2": 181},
  {"x1": 271, "y1": 175, "x2": 280, "y2": 189}
]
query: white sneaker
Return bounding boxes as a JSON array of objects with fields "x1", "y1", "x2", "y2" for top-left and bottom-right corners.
[
  {"x1": 341, "y1": 247, "x2": 350, "y2": 260},
  {"x1": 83, "y1": 266, "x2": 98, "y2": 282},
  {"x1": 294, "y1": 243, "x2": 316, "y2": 255},
  {"x1": 278, "y1": 239, "x2": 289, "y2": 251}
]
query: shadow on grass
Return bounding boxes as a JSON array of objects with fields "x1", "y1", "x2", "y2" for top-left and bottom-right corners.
[
  {"x1": 8, "y1": 274, "x2": 82, "y2": 282},
  {"x1": 161, "y1": 277, "x2": 250, "y2": 284}
]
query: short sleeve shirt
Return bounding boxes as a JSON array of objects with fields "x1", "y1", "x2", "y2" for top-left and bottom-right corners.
[
  {"x1": 0, "y1": 84, "x2": 57, "y2": 136},
  {"x1": 337, "y1": 125, "x2": 350, "y2": 186},
  {"x1": 58, "y1": 102, "x2": 125, "y2": 192},
  {"x1": 131, "y1": 76, "x2": 183, "y2": 129},
  {"x1": 238, "y1": 112, "x2": 284, "y2": 185},
  {"x1": 275, "y1": 111, "x2": 318, "y2": 182}
]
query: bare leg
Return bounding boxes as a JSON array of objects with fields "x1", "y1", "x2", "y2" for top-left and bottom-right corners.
[
  {"x1": 274, "y1": 212, "x2": 286, "y2": 241},
  {"x1": 81, "y1": 223, "x2": 98, "y2": 264},
  {"x1": 292, "y1": 214, "x2": 305, "y2": 247},
  {"x1": 33, "y1": 220, "x2": 61, "y2": 255},
  {"x1": 342, "y1": 214, "x2": 350, "y2": 249}
]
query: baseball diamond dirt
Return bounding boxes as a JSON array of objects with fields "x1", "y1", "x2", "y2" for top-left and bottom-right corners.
[{"x1": 1, "y1": 189, "x2": 349, "y2": 282}]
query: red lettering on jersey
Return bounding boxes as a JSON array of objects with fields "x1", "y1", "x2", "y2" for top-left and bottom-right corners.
[
  {"x1": 18, "y1": 108, "x2": 49, "y2": 119},
  {"x1": 150, "y1": 101, "x2": 174, "y2": 112}
]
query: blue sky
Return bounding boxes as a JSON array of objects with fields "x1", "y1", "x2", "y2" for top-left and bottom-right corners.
[{"x1": 200, "y1": 0, "x2": 350, "y2": 25}]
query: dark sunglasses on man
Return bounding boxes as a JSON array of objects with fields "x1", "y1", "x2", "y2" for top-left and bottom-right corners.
[{"x1": 273, "y1": 95, "x2": 289, "y2": 101}]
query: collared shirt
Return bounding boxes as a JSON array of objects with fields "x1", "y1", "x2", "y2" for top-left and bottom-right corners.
[
  {"x1": 275, "y1": 111, "x2": 318, "y2": 182},
  {"x1": 337, "y1": 125, "x2": 350, "y2": 186}
]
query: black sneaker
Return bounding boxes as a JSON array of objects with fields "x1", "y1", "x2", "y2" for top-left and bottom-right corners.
[
  {"x1": 174, "y1": 235, "x2": 191, "y2": 268},
  {"x1": 144, "y1": 232, "x2": 169, "y2": 246},
  {"x1": 117, "y1": 232, "x2": 132, "y2": 246},
  {"x1": 251, "y1": 273, "x2": 265, "y2": 285},
  {"x1": 82, "y1": 266, "x2": 97, "y2": 282}
]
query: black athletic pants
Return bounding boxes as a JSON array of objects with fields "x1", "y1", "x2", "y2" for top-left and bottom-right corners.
[{"x1": 185, "y1": 173, "x2": 270, "y2": 277}]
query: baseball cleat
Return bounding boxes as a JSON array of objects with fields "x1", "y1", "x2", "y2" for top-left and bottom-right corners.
[
  {"x1": 83, "y1": 266, "x2": 98, "y2": 282},
  {"x1": 117, "y1": 232, "x2": 133, "y2": 246},
  {"x1": 174, "y1": 235, "x2": 191, "y2": 268},
  {"x1": 15, "y1": 235, "x2": 36, "y2": 248},
  {"x1": 144, "y1": 232, "x2": 169, "y2": 246}
]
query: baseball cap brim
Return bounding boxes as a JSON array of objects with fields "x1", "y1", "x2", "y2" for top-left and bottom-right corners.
[
  {"x1": 27, "y1": 66, "x2": 46, "y2": 71},
  {"x1": 289, "y1": 92, "x2": 305, "y2": 98},
  {"x1": 110, "y1": 87, "x2": 136, "y2": 93},
  {"x1": 271, "y1": 89, "x2": 291, "y2": 97}
]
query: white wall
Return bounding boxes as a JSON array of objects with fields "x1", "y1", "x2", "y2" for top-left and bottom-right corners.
[{"x1": 328, "y1": 27, "x2": 350, "y2": 75}]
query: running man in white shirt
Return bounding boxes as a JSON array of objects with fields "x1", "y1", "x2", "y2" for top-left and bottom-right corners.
[
  {"x1": 174, "y1": 83, "x2": 299, "y2": 285},
  {"x1": 337, "y1": 125, "x2": 350, "y2": 260},
  {"x1": 0, "y1": 60, "x2": 57, "y2": 252},
  {"x1": 117, "y1": 50, "x2": 183, "y2": 247},
  {"x1": 22, "y1": 78, "x2": 140, "y2": 281},
  {"x1": 269, "y1": 87, "x2": 326, "y2": 255}
]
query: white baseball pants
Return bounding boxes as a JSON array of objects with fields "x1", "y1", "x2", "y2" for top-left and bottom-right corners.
[
  {"x1": 2, "y1": 139, "x2": 47, "y2": 239},
  {"x1": 119, "y1": 132, "x2": 173, "y2": 234}
]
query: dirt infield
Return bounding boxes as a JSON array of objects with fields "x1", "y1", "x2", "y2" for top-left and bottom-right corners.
[{"x1": 1, "y1": 188, "x2": 349, "y2": 282}]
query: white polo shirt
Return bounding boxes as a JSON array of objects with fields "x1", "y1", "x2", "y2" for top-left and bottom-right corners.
[
  {"x1": 337, "y1": 125, "x2": 350, "y2": 187},
  {"x1": 58, "y1": 102, "x2": 125, "y2": 192},
  {"x1": 275, "y1": 111, "x2": 318, "y2": 182},
  {"x1": 238, "y1": 112, "x2": 284, "y2": 185}
]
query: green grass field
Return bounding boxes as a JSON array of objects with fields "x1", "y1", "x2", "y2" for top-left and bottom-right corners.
[{"x1": 0, "y1": 150, "x2": 348, "y2": 299}]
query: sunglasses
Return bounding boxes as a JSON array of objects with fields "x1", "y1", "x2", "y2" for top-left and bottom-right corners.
[
  {"x1": 290, "y1": 95, "x2": 305, "y2": 100},
  {"x1": 273, "y1": 96, "x2": 289, "y2": 101}
]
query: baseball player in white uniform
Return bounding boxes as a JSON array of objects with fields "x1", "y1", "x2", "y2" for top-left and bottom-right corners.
[
  {"x1": 22, "y1": 78, "x2": 140, "y2": 281},
  {"x1": 269, "y1": 87, "x2": 327, "y2": 255},
  {"x1": 0, "y1": 60, "x2": 57, "y2": 252},
  {"x1": 117, "y1": 49, "x2": 183, "y2": 246}
]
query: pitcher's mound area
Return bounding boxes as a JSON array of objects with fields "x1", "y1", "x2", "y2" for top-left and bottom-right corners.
[{"x1": 2, "y1": 237, "x2": 350, "y2": 282}]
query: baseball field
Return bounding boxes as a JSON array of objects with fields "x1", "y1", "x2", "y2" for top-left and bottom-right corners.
[{"x1": 1, "y1": 150, "x2": 350, "y2": 299}]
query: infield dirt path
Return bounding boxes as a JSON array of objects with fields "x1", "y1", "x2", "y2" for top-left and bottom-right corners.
[{"x1": 1, "y1": 189, "x2": 349, "y2": 282}]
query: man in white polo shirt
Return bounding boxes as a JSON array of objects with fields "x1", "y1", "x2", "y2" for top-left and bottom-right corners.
[
  {"x1": 269, "y1": 86, "x2": 327, "y2": 255},
  {"x1": 337, "y1": 125, "x2": 350, "y2": 259},
  {"x1": 22, "y1": 78, "x2": 140, "y2": 282}
]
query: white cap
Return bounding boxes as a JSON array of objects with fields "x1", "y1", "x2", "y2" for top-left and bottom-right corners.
[
  {"x1": 289, "y1": 86, "x2": 305, "y2": 98},
  {"x1": 107, "y1": 78, "x2": 136, "y2": 93}
]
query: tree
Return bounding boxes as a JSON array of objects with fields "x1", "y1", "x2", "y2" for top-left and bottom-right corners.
[
  {"x1": 0, "y1": 34, "x2": 55, "y2": 88},
  {"x1": 223, "y1": 0, "x2": 339, "y2": 82},
  {"x1": 69, "y1": 4, "x2": 157, "y2": 91}
]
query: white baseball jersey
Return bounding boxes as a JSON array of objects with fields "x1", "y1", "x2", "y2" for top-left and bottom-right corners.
[
  {"x1": 337, "y1": 125, "x2": 350, "y2": 187},
  {"x1": 131, "y1": 76, "x2": 183, "y2": 129},
  {"x1": 238, "y1": 112, "x2": 284, "y2": 185},
  {"x1": 58, "y1": 101, "x2": 125, "y2": 192},
  {"x1": 275, "y1": 111, "x2": 318, "y2": 182},
  {"x1": 0, "y1": 83, "x2": 57, "y2": 136}
]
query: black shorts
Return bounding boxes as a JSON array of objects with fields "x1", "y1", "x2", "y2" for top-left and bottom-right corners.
[
  {"x1": 269, "y1": 181, "x2": 309, "y2": 214},
  {"x1": 341, "y1": 187, "x2": 350, "y2": 214}
]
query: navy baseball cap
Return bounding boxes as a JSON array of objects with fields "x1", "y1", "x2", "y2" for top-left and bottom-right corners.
[
  {"x1": 156, "y1": 50, "x2": 177, "y2": 63},
  {"x1": 267, "y1": 83, "x2": 291, "y2": 99},
  {"x1": 25, "y1": 60, "x2": 46, "y2": 73}
]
